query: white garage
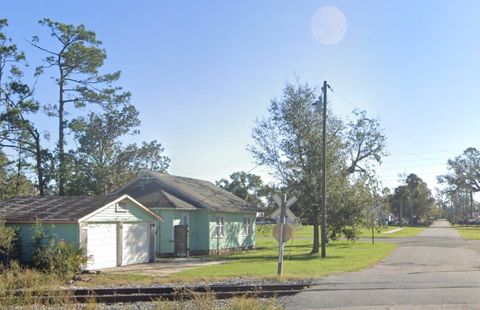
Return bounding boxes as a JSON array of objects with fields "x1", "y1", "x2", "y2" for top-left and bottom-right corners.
[
  {"x1": 86, "y1": 223, "x2": 117, "y2": 269},
  {"x1": 122, "y1": 222, "x2": 150, "y2": 266},
  {"x1": 78, "y1": 195, "x2": 163, "y2": 270}
]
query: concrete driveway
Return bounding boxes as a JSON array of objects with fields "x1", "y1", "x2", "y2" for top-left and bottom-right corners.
[
  {"x1": 99, "y1": 257, "x2": 223, "y2": 277},
  {"x1": 286, "y1": 220, "x2": 480, "y2": 309}
]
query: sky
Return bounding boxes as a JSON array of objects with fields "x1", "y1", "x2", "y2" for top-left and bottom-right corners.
[{"x1": 3, "y1": 0, "x2": 480, "y2": 193}]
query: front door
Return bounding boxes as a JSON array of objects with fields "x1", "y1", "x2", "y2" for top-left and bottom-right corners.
[{"x1": 174, "y1": 225, "x2": 189, "y2": 257}]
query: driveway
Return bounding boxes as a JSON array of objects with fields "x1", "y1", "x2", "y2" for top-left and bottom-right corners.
[
  {"x1": 99, "y1": 257, "x2": 223, "y2": 277},
  {"x1": 287, "y1": 220, "x2": 480, "y2": 309}
]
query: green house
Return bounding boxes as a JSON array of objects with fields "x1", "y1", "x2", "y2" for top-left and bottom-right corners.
[
  {"x1": 0, "y1": 195, "x2": 163, "y2": 269},
  {"x1": 114, "y1": 171, "x2": 259, "y2": 256}
]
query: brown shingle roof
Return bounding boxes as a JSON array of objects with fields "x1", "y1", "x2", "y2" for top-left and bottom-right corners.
[
  {"x1": 0, "y1": 195, "x2": 123, "y2": 222},
  {"x1": 115, "y1": 171, "x2": 259, "y2": 213}
]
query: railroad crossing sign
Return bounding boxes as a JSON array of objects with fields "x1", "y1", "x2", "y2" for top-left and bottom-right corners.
[
  {"x1": 273, "y1": 194, "x2": 297, "y2": 211},
  {"x1": 272, "y1": 193, "x2": 297, "y2": 275}
]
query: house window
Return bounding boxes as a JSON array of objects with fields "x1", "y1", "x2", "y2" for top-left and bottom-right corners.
[
  {"x1": 216, "y1": 216, "x2": 225, "y2": 238},
  {"x1": 115, "y1": 202, "x2": 128, "y2": 213},
  {"x1": 243, "y1": 217, "x2": 252, "y2": 236}
]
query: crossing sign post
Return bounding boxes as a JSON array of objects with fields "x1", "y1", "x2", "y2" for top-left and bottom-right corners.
[{"x1": 272, "y1": 193, "x2": 297, "y2": 275}]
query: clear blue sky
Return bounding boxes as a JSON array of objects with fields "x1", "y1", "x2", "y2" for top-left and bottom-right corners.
[{"x1": 3, "y1": 0, "x2": 480, "y2": 192}]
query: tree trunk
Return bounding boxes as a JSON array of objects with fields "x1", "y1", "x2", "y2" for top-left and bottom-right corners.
[
  {"x1": 409, "y1": 202, "x2": 414, "y2": 225},
  {"x1": 470, "y1": 191, "x2": 474, "y2": 219},
  {"x1": 311, "y1": 203, "x2": 320, "y2": 254},
  {"x1": 15, "y1": 146, "x2": 22, "y2": 195},
  {"x1": 58, "y1": 69, "x2": 65, "y2": 196},
  {"x1": 34, "y1": 137, "x2": 44, "y2": 196}
]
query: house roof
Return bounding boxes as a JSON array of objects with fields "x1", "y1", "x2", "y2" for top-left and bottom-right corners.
[
  {"x1": 0, "y1": 194, "x2": 163, "y2": 223},
  {"x1": 114, "y1": 171, "x2": 260, "y2": 213}
]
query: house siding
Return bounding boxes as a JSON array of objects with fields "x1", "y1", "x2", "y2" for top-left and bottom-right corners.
[
  {"x1": 83, "y1": 201, "x2": 154, "y2": 223},
  {"x1": 154, "y1": 209, "x2": 175, "y2": 255},
  {"x1": 208, "y1": 212, "x2": 256, "y2": 253},
  {"x1": 9, "y1": 223, "x2": 79, "y2": 264},
  {"x1": 154, "y1": 209, "x2": 210, "y2": 256}
]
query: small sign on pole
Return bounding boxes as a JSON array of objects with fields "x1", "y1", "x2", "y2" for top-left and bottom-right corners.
[
  {"x1": 272, "y1": 193, "x2": 297, "y2": 276},
  {"x1": 272, "y1": 223, "x2": 292, "y2": 242}
]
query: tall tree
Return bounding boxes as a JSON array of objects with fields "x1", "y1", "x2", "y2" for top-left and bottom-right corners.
[
  {"x1": 216, "y1": 171, "x2": 270, "y2": 208},
  {"x1": 249, "y1": 82, "x2": 387, "y2": 254},
  {"x1": 0, "y1": 19, "x2": 50, "y2": 195},
  {"x1": 344, "y1": 110, "x2": 387, "y2": 175},
  {"x1": 67, "y1": 103, "x2": 170, "y2": 195},
  {"x1": 390, "y1": 174, "x2": 436, "y2": 225},
  {"x1": 437, "y1": 147, "x2": 480, "y2": 220},
  {"x1": 32, "y1": 19, "x2": 131, "y2": 195}
]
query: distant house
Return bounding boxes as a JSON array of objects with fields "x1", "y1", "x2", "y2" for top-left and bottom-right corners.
[
  {"x1": 114, "y1": 171, "x2": 260, "y2": 256},
  {"x1": 0, "y1": 195, "x2": 163, "y2": 270},
  {"x1": 270, "y1": 207, "x2": 299, "y2": 225}
]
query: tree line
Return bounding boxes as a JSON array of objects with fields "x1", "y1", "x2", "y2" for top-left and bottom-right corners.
[
  {"x1": 0, "y1": 19, "x2": 170, "y2": 198},
  {"x1": 437, "y1": 147, "x2": 480, "y2": 224}
]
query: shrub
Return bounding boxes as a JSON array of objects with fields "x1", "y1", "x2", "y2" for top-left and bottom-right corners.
[
  {"x1": 341, "y1": 226, "x2": 359, "y2": 241},
  {"x1": 32, "y1": 221, "x2": 87, "y2": 277},
  {"x1": 0, "y1": 219, "x2": 17, "y2": 265},
  {"x1": 256, "y1": 224, "x2": 273, "y2": 236}
]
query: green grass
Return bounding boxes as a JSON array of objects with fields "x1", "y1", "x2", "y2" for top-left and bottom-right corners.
[
  {"x1": 172, "y1": 237, "x2": 397, "y2": 280},
  {"x1": 257, "y1": 225, "x2": 424, "y2": 240},
  {"x1": 358, "y1": 226, "x2": 425, "y2": 238},
  {"x1": 454, "y1": 225, "x2": 480, "y2": 240}
]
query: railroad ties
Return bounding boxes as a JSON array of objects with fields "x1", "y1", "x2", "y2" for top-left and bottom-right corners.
[{"x1": 4, "y1": 284, "x2": 310, "y2": 304}]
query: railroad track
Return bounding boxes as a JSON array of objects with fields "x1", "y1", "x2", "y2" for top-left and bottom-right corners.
[{"x1": 4, "y1": 284, "x2": 310, "y2": 304}]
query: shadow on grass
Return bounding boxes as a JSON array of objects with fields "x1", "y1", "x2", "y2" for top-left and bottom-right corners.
[{"x1": 216, "y1": 252, "x2": 346, "y2": 262}]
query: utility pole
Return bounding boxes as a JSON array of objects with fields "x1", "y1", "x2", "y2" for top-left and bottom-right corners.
[{"x1": 321, "y1": 81, "x2": 328, "y2": 258}]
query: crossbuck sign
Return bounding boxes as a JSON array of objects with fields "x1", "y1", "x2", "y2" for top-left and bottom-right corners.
[{"x1": 272, "y1": 193, "x2": 297, "y2": 275}]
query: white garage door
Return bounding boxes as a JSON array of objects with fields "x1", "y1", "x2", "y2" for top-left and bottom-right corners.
[
  {"x1": 122, "y1": 222, "x2": 150, "y2": 266},
  {"x1": 86, "y1": 223, "x2": 117, "y2": 270}
]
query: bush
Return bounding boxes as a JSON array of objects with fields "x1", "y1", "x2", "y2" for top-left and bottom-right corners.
[
  {"x1": 0, "y1": 219, "x2": 17, "y2": 265},
  {"x1": 341, "y1": 226, "x2": 359, "y2": 241},
  {"x1": 32, "y1": 222, "x2": 87, "y2": 277},
  {"x1": 256, "y1": 224, "x2": 273, "y2": 236}
]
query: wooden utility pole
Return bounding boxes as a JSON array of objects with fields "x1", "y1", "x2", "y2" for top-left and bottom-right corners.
[{"x1": 321, "y1": 81, "x2": 328, "y2": 258}]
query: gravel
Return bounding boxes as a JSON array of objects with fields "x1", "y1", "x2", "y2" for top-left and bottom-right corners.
[{"x1": 66, "y1": 278, "x2": 311, "y2": 309}]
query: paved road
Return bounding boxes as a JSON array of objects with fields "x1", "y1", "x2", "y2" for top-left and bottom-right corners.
[{"x1": 287, "y1": 221, "x2": 480, "y2": 309}]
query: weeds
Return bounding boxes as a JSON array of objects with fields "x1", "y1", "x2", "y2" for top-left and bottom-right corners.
[
  {"x1": 155, "y1": 290, "x2": 283, "y2": 310},
  {"x1": 0, "y1": 261, "x2": 76, "y2": 307}
]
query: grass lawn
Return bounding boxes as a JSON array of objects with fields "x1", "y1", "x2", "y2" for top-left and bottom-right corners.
[
  {"x1": 454, "y1": 225, "x2": 480, "y2": 240},
  {"x1": 257, "y1": 225, "x2": 424, "y2": 239},
  {"x1": 358, "y1": 226, "x2": 425, "y2": 238},
  {"x1": 172, "y1": 237, "x2": 396, "y2": 280}
]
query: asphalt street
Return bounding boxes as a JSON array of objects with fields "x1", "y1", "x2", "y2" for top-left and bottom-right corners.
[{"x1": 286, "y1": 220, "x2": 480, "y2": 309}]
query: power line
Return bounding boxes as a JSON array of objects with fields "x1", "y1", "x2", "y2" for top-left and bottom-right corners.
[
  {"x1": 330, "y1": 90, "x2": 439, "y2": 149},
  {"x1": 380, "y1": 163, "x2": 448, "y2": 170},
  {"x1": 328, "y1": 89, "x2": 472, "y2": 166}
]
